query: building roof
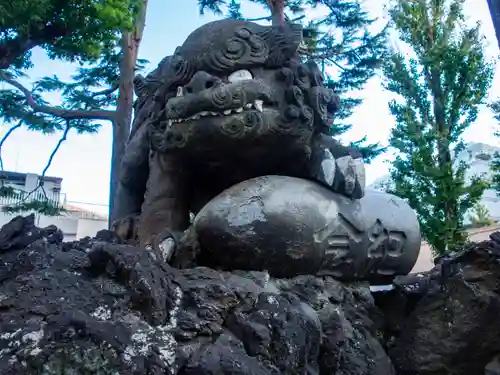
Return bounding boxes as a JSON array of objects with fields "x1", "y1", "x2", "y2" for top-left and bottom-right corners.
[
  {"x1": 64, "y1": 203, "x2": 109, "y2": 221},
  {"x1": 0, "y1": 170, "x2": 62, "y2": 184}
]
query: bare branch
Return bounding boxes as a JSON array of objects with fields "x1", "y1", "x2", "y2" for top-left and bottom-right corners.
[
  {"x1": 0, "y1": 37, "x2": 38, "y2": 69},
  {"x1": 326, "y1": 58, "x2": 347, "y2": 71},
  {"x1": 290, "y1": 15, "x2": 306, "y2": 22},
  {"x1": 299, "y1": 49, "x2": 347, "y2": 71},
  {"x1": 246, "y1": 15, "x2": 273, "y2": 22},
  {"x1": 41, "y1": 121, "x2": 70, "y2": 180},
  {"x1": 0, "y1": 120, "x2": 23, "y2": 171},
  {"x1": 0, "y1": 71, "x2": 115, "y2": 121},
  {"x1": 0, "y1": 23, "x2": 73, "y2": 69},
  {"x1": 22, "y1": 121, "x2": 71, "y2": 202}
]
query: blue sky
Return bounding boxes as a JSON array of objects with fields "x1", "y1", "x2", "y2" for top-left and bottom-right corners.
[{"x1": 0, "y1": 0, "x2": 499, "y2": 215}]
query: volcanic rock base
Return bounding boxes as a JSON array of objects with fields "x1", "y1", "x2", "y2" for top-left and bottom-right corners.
[
  {"x1": 2, "y1": 214, "x2": 500, "y2": 375},
  {"x1": 0, "y1": 215, "x2": 393, "y2": 375}
]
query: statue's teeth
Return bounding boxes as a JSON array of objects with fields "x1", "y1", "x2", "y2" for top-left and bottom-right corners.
[
  {"x1": 224, "y1": 110, "x2": 231, "y2": 115},
  {"x1": 245, "y1": 103, "x2": 252, "y2": 109},
  {"x1": 200, "y1": 111, "x2": 209, "y2": 116},
  {"x1": 176, "y1": 87, "x2": 183, "y2": 97},
  {"x1": 235, "y1": 107, "x2": 243, "y2": 113},
  {"x1": 254, "y1": 100, "x2": 263, "y2": 112}
]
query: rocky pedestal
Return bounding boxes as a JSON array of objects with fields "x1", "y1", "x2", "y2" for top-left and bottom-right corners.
[
  {"x1": 0, "y1": 215, "x2": 393, "y2": 375},
  {"x1": 3, "y1": 214, "x2": 500, "y2": 375},
  {"x1": 380, "y1": 231, "x2": 500, "y2": 375}
]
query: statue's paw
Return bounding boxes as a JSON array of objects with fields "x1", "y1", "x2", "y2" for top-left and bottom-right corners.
[
  {"x1": 111, "y1": 214, "x2": 139, "y2": 244},
  {"x1": 311, "y1": 148, "x2": 366, "y2": 199}
]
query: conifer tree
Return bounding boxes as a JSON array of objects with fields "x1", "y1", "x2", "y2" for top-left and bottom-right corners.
[
  {"x1": 198, "y1": 0, "x2": 389, "y2": 162},
  {"x1": 384, "y1": 0, "x2": 494, "y2": 255}
]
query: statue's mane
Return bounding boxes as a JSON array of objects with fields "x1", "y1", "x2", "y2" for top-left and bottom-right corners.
[
  {"x1": 129, "y1": 19, "x2": 339, "y2": 140},
  {"x1": 129, "y1": 20, "x2": 304, "y2": 139}
]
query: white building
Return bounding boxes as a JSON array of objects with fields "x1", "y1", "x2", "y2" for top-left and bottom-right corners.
[{"x1": 0, "y1": 171, "x2": 109, "y2": 241}]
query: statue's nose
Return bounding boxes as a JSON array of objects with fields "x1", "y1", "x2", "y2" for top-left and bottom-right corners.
[{"x1": 184, "y1": 71, "x2": 221, "y2": 94}]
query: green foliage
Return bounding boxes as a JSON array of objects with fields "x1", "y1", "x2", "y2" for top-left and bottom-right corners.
[
  {"x1": 29, "y1": 44, "x2": 148, "y2": 128},
  {"x1": 384, "y1": 0, "x2": 494, "y2": 256},
  {"x1": 198, "y1": 0, "x2": 389, "y2": 162},
  {"x1": 467, "y1": 202, "x2": 495, "y2": 228},
  {"x1": 0, "y1": 0, "x2": 141, "y2": 69},
  {"x1": 0, "y1": 185, "x2": 66, "y2": 216},
  {"x1": 227, "y1": 0, "x2": 244, "y2": 19}
]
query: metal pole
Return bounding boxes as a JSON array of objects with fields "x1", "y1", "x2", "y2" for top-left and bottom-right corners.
[{"x1": 487, "y1": 0, "x2": 500, "y2": 50}]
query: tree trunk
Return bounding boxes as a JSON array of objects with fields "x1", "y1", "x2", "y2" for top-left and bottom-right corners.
[
  {"x1": 0, "y1": 25, "x2": 70, "y2": 69},
  {"x1": 0, "y1": 39, "x2": 37, "y2": 69},
  {"x1": 487, "y1": 0, "x2": 500, "y2": 49},
  {"x1": 108, "y1": 0, "x2": 148, "y2": 226},
  {"x1": 267, "y1": 0, "x2": 286, "y2": 26}
]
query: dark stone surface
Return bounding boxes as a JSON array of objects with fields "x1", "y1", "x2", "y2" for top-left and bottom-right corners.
[
  {"x1": 5, "y1": 215, "x2": 500, "y2": 375},
  {"x1": 109, "y1": 18, "x2": 424, "y2": 284},
  {"x1": 112, "y1": 19, "x2": 367, "y2": 250},
  {"x1": 384, "y1": 232, "x2": 500, "y2": 375},
  {"x1": 0, "y1": 215, "x2": 394, "y2": 375},
  {"x1": 192, "y1": 175, "x2": 421, "y2": 282}
]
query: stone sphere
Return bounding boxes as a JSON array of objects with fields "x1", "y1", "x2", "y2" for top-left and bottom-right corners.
[{"x1": 193, "y1": 175, "x2": 421, "y2": 282}]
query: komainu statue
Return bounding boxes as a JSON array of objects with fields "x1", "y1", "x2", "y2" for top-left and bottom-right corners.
[{"x1": 112, "y1": 19, "x2": 421, "y2": 283}]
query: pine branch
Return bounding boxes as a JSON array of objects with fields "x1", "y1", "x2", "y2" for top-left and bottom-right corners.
[
  {"x1": 91, "y1": 85, "x2": 119, "y2": 98},
  {"x1": 0, "y1": 71, "x2": 115, "y2": 121},
  {"x1": 246, "y1": 15, "x2": 273, "y2": 22}
]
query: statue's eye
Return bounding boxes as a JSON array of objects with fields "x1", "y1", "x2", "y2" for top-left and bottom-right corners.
[{"x1": 228, "y1": 69, "x2": 253, "y2": 83}]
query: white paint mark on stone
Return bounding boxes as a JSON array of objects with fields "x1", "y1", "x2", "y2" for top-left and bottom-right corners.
[
  {"x1": 122, "y1": 286, "x2": 183, "y2": 374},
  {"x1": 22, "y1": 329, "x2": 44, "y2": 344},
  {"x1": 0, "y1": 329, "x2": 21, "y2": 340},
  {"x1": 336, "y1": 156, "x2": 356, "y2": 195},
  {"x1": 91, "y1": 306, "x2": 112, "y2": 321},
  {"x1": 320, "y1": 149, "x2": 336, "y2": 186},
  {"x1": 267, "y1": 295, "x2": 278, "y2": 305},
  {"x1": 227, "y1": 197, "x2": 267, "y2": 227},
  {"x1": 158, "y1": 238, "x2": 175, "y2": 263},
  {"x1": 30, "y1": 347, "x2": 42, "y2": 356},
  {"x1": 0, "y1": 325, "x2": 46, "y2": 361}
]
